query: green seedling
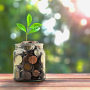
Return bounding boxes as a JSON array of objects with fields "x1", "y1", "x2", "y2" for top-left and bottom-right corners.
[{"x1": 16, "y1": 14, "x2": 42, "y2": 41}]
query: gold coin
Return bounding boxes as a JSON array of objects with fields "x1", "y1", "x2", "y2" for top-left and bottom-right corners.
[{"x1": 24, "y1": 63, "x2": 32, "y2": 71}]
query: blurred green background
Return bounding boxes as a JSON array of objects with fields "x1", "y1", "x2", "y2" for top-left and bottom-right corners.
[{"x1": 0, "y1": 0, "x2": 90, "y2": 73}]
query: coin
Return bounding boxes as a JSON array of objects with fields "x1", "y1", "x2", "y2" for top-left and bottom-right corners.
[
  {"x1": 24, "y1": 63, "x2": 32, "y2": 71},
  {"x1": 22, "y1": 71, "x2": 31, "y2": 80},
  {"x1": 28, "y1": 56, "x2": 37, "y2": 64},
  {"x1": 14, "y1": 55, "x2": 22, "y2": 65},
  {"x1": 34, "y1": 49, "x2": 41, "y2": 57},
  {"x1": 32, "y1": 70, "x2": 40, "y2": 77}
]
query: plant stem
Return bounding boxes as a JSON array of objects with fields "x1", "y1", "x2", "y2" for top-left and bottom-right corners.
[
  {"x1": 26, "y1": 32, "x2": 27, "y2": 41},
  {"x1": 26, "y1": 26, "x2": 29, "y2": 41}
]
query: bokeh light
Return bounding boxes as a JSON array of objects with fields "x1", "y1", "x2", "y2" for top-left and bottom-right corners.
[
  {"x1": 10, "y1": 33, "x2": 17, "y2": 39},
  {"x1": 54, "y1": 25, "x2": 70, "y2": 46},
  {"x1": 76, "y1": 60, "x2": 84, "y2": 72},
  {"x1": 42, "y1": 17, "x2": 56, "y2": 35},
  {"x1": 37, "y1": 0, "x2": 49, "y2": 14},
  {"x1": 60, "y1": 0, "x2": 72, "y2": 8},
  {"x1": 13, "y1": 2, "x2": 19, "y2": 8},
  {"x1": 54, "y1": 13, "x2": 61, "y2": 20},
  {"x1": 69, "y1": 6, "x2": 75, "y2": 13},
  {"x1": 0, "y1": 4, "x2": 5, "y2": 12},
  {"x1": 30, "y1": 0, "x2": 38, "y2": 5},
  {"x1": 76, "y1": 0, "x2": 90, "y2": 17},
  {"x1": 80, "y1": 19, "x2": 87, "y2": 26}
]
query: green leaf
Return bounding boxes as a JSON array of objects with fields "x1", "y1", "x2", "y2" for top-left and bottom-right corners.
[
  {"x1": 28, "y1": 28, "x2": 40, "y2": 34},
  {"x1": 30, "y1": 23, "x2": 42, "y2": 29},
  {"x1": 27, "y1": 14, "x2": 32, "y2": 27},
  {"x1": 16, "y1": 23, "x2": 26, "y2": 32},
  {"x1": 28, "y1": 23, "x2": 42, "y2": 34}
]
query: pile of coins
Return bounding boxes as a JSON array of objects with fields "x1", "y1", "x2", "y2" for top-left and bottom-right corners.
[{"x1": 13, "y1": 41, "x2": 45, "y2": 81}]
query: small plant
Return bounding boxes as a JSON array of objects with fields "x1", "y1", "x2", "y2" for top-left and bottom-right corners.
[{"x1": 16, "y1": 14, "x2": 42, "y2": 41}]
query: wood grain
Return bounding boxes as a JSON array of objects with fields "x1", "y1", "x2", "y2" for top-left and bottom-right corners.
[{"x1": 0, "y1": 74, "x2": 90, "y2": 90}]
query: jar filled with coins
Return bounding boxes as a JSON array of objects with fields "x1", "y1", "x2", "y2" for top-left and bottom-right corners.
[{"x1": 13, "y1": 41, "x2": 45, "y2": 81}]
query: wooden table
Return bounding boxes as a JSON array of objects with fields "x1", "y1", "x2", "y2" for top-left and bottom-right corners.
[{"x1": 1, "y1": 74, "x2": 90, "y2": 90}]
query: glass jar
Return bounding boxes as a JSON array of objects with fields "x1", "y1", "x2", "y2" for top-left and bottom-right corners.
[{"x1": 13, "y1": 41, "x2": 45, "y2": 81}]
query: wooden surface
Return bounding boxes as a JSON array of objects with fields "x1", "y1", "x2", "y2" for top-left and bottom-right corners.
[{"x1": 1, "y1": 74, "x2": 90, "y2": 90}]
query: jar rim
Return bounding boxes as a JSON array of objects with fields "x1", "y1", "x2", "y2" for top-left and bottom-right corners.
[{"x1": 14, "y1": 41, "x2": 44, "y2": 49}]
